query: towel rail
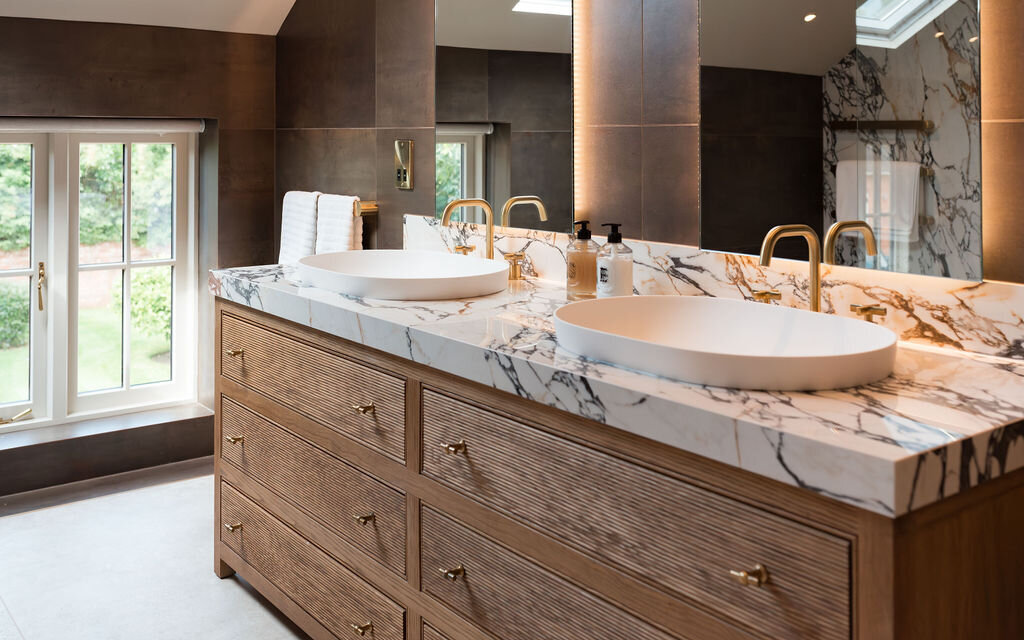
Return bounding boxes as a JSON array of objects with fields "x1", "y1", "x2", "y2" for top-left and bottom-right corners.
[
  {"x1": 831, "y1": 120, "x2": 936, "y2": 133},
  {"x1": 355, "y1": 201, "x2": 379, "y2": 216}
]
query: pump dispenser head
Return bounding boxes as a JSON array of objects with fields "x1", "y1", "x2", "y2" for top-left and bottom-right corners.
[
  {"x1": 603, "y1": 223, "x2": 623, "y2": 243},
  {"x1": 574, "y1": 220, "x2": 592, "y2": 240}
]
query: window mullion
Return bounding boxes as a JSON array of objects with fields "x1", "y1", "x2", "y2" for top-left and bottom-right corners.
[{"x1": 122, "y1": 144, "x2": 132, "y2": 390}]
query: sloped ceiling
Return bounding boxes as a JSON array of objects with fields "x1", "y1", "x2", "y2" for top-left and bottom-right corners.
[
  {"x1": 0, "y1": 0, "x2": 296, "y2": 35},
  {"x1": 436, "y1": 0, "x2": 571, "y2": 54}
]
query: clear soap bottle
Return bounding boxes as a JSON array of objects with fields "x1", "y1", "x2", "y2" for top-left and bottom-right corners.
[
  {"x1": 596, "y1": 223, "x2": 634, "y2": 298},
  {"x1": 566, "y1": 220, "x2": 599, "y2": 301}
]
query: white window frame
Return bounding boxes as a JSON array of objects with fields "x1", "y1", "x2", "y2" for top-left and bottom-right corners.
[{"x1": 437, "y1": 124, "x2": 489, "y2": 223}]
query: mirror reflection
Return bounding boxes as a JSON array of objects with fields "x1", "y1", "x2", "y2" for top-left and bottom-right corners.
[
  {"x1": 700, "y1": 0, "x2": 981, "y2": 280},
  {"x1": 435, "y1": 0, "x2": 573, "y2": 232}
]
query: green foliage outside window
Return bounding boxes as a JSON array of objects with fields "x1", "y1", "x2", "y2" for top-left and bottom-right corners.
[
  {"x1": 0, "y1": 281, "x2": 29, "y2": 349},
  {"x1": 435, "y1": 143, "x2": 464, "y2": 216}
]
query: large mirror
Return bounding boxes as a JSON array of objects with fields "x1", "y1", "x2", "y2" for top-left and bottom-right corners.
[
  {"x1": 434, "y1": 0, "x2": 573, "y2": 232},
  {"x1": 700, "y1": 0, "x2": 981, "y2": 280}
]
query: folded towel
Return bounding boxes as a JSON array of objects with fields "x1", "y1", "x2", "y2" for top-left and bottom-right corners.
[
  {"x1": 315, "y1": 194, "x2": 363, "y2": 254},
  {"x1": 887, "y1": 161, "x2": 922, "y2": 242},
  {"x1": 835, "y1": 160, "x2": 864, "y2": 223},
  {"x1": 279, "y1": 191, "x2": 320, "y2": 264}
]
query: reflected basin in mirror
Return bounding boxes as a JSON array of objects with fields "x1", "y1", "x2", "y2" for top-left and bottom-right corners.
[
  {"x1": 554, "y1": 296, "x2": 897, "y2": 391},
  {"x1": 297, "y1": 250, "x2": 509, "y2": 300}
]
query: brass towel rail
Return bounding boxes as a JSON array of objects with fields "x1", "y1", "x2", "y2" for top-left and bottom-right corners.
[
  {"x1": 830, "y1": 120, "x2": 936, "y2": 133},
  {"x1": 355, "y1": 201, "x2": 379, "y2": 217}
]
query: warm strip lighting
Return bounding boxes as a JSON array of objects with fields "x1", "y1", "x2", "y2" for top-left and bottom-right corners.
[
  {"x1": 934, "y1": 31, "x2": 945, "y2": 38},
  {"x1": 969, "y1": 36, "x2": 979, "y2": 43},
  {"x1": 572, "y1": 0, "x2": 586, "y2": 224},
  {"x1": 513, "y1": 0, "x2": 572, "y2": 16},
  {"x1": 804, "y1": 13, "x2": 817, "y2": 22}
]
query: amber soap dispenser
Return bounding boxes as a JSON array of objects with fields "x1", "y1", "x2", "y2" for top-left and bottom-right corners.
[{"x1": 567, "y1": 220, "x2": 599, "y2": 300}]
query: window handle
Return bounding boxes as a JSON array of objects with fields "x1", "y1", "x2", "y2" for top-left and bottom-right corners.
[
  {"x1": 0, "y1": 408, "x2": 32, "y2": 426},
  {"x1": 36, "y1": 262, "x2": 45, "y2": 311}
]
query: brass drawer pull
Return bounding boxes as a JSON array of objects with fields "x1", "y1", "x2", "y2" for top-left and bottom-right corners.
[
  {"x1": 442, "y1": 439, "x2": 467, "y2": 455},
  {"x1": 439, "y1": 564, "x2": 466, "y2": 581},
  {"x1": 224, "y1": 435, "x2": 245, "y2": 445},
  {"x1": 225, "y1": 348, "x2": 244, "y2": 357},
  {"x1": 354, "y1": 512, "x2": 375, "y2": 525},
  {"x1": 351, "y1": 402, "x2": 376, "y2": 415},
  {"x1": 730, "y1": 563, "x2": 769, "y2": 587},
  {"x1": 224, "y1": 522, "x2": 243, "y2": 533},
  {"x1": 350, "y1": 622, "x2": 374, "y2": 636}
]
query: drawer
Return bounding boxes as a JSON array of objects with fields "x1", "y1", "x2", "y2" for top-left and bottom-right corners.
[
  {"x1": 421, "y1": 506, "x2": 679, "y2": 640},
  {"x1": 422, "y1": 390, "x2": 850, "y2": 640},
  {"x1": 221, "y1": 313, "x2": 406, "y2": 461},
  {"x1": 423, "y1": 624, "x2": 452, "y2": 640},
  {"x1": 221, "y1": 396, "x2": 406, "y2": 575},
  {"x1": 220, "y1": 482, "x2": 405, "y2": 640}
]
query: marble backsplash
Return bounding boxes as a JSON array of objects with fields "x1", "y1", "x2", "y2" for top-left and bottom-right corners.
[{"x1": 404, "y1": 215, "x2": 1024, "y2": 360}]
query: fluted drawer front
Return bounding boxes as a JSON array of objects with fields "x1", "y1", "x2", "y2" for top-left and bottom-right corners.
[
  {"x1": 421, "y1": 506, "x2": 679, "y2": 640},
  {"x1": 221, "y1": 313, "x2": 405, "y2": 461},
  {"x1": 422, "y1": 624, "x2": 452, "y2": 640},
  {"x1": 220, "y1": 396, "x2": 406, "y2": 575},
  {"x1": 220, "y1": 482, "x2": 405, "y2": 640},
  {"x1": 422, "y1": 390, "x2": 850, "y2": 640}
]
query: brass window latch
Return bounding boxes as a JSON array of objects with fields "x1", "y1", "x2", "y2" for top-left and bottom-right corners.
[
  {"x1": 36, "y1": 262, "x2": 45, "y2": 311},
  {"x1": 0, "y1": 408, "x2": 32, "y2": 426}
]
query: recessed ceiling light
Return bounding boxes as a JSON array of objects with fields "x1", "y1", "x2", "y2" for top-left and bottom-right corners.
[
  {"x1": 969, "y1": 36, "x2": 979, "y2": 43},
  {"x1": 804, "y1": 13, "x2": 817, "y2": 22},
  {"x1": 512, "y1": 0, "x2": 571, "y2": 16},
  {"x1": 934, "y1": 31, "x2": 945, "y2": 38}
]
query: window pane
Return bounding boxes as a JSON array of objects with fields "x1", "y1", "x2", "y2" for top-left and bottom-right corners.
[
  {"x1": 435, "y1": 142, "x2": 465, "y2": 216},
  {"x1": 78, "y1": 269, "x2": 123, "y2": 393},
  {"x1": 131, "y1": 143, "x2": 173, "y2": 261},
  {"x1": 0, "y1": 144, "x2": 33, "y2": 272},
  {"x1": 129, "y1": 266, "x2": 172, "y2": 386},
  {"x1": 79, "y1": 143, "x2": 125, "y2": 265},
  {"x1": 0, "y1": 277, "x2": 30, "y2": 404}
]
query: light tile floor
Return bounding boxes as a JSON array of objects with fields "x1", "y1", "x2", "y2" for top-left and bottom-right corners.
[{"x1": 0, "y1": 461, "x2": 307, "y2": 640}]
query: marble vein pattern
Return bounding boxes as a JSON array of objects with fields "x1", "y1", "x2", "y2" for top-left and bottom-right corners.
[
  {"x1": 211, "y1": 257, "x2": 1024, "y2": 517},
  {"x1": 404, "y1": 215, "x2": 1024, "y2": 361}
]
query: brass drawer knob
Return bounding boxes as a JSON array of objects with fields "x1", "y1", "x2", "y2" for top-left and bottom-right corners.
[
  {"x1": 350, "y1": 622, "x2": 374, "y2": 636},
  {"x1": 730, "y1": 563, "x2": 769, "y2": 587},
  {"x1": 224, "y1": 522, "x2": 243, "y2": 533},
  {"x1": 439, "y1": 564, "x2": 466, "y2": 581},
  {"x1": 224, "y1": 435, "x2": 245, "y2": 445},
  {"x1": 354, "y1": 512, "x2": 375, "y2": 526},
  {"x1": 225, "y1": 348, "x2": 244, "y2": 357},
  {"x1": 351, "y1": 402, "x2": 376, "y2": 415},
  {"x1": 442, "y1": 439, "x2": 467, "y2": 455}
]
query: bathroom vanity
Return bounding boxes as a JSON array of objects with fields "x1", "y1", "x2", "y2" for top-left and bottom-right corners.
[{"x1": 211, "y1": 264, "x2": 1024, "y2": 640}]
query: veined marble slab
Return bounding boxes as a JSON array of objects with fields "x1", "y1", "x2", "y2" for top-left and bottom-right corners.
[{"x1": 210, "y1": 263, "x2": 1024, "y2": 517}]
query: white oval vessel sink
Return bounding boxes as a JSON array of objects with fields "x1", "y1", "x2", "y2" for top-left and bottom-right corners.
[
  {"x1": 554, "y1": 296, "x2": 897, "y2": 391},
  {"x1": 297, "y1": 250, "x2": 509, "y2": 300}
]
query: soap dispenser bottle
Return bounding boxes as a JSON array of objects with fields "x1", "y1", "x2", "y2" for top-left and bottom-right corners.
[
  {"x1": 596, "y1": 223, "x2": 634, "y2": 298},
  {"x1": 567, "y1": 220, "x2": 599, "y2": 301}
]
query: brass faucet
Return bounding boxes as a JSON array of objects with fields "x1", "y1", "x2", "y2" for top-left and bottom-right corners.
[
  {"x1": 500, "y1": 196, "x2": 548, "y2": 227},
  {"x1": 759, "y1": 225, "x2": 822, "y2": 312},
  {"x1": 441, "y1": 198, "x2": 495, "y2": 259},
  {"x1": 824, "y1": 221, "x2": 878, "y2": 265}
]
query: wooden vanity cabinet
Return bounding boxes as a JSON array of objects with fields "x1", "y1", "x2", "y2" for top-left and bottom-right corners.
[{"x1": 214, "y1": 299, "x2": 1024, "y2": 640}]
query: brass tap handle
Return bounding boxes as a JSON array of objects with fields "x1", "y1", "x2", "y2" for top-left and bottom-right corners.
[
  {"x1": 505, "y1": 252, "x2": 526, "y2": 281},
  {"x1": 224, "y1": 435, "x2": 245, "y2": 445},
  {"x1": 0, "y1": 408, "x2": 32, "y2": 426},
  {"x1": 224, "y1": 522, "x2": 243, "y2": 533},
  {"x1": 439, "y1": 565, "x2": 466, "y2": 581},
  {"x1": 730, "y1": 563, "x2": 769, "y2": 587},
  {"x1": 354, "y1": 512, "x2": 376, "y2": 526},
  {"x1": 351, "y1": 402, "x2": 376, "y2": 415},
  {"x1": 225, "y1": 348, "x2": 244, "y2": 357},
  {"x1": 350, "y1": 622, "x2": 374, "y2": 636},
  {"x1": 36, "y1": 262, "x2": 45, "y2": 311},
  {"x1": 850, "y1": 304, "x2": 887, "y2": 323},
  {"x1": 442, "y1": 439, "x2": 467, "y2": 455},
  {"x1": 752, "y1": 289, "x2": 781, "y2": 303},
  {"x1": 454, "y1": 245, "x2": 476, "y2": 256}
]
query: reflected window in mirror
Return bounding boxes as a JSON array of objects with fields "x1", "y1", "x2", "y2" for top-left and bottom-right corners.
[{"x1": 435, "y1": 0, "x2": 573, "y2": 233}]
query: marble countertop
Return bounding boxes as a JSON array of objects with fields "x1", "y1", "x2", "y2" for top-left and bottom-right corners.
[{"x1": 210, "y1": 265, "x2": 1024, "y2": 517}]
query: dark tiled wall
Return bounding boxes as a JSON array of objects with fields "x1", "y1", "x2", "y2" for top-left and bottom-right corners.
[
  {"x1": 0, "y1": 17, "x2": 276, "y2": 268},
  {"x1": 576, "y1": 0, "x2": 699, "y2": 244},
  {"x1": 436, "y1": 47, "x2": 572, "y2": 232},
  {"x1": 276, "y1": 0, "x2": 435, "y2": 250},
  {"x1": 700, "y1": 67, "x2": 824, "y2": 259}
]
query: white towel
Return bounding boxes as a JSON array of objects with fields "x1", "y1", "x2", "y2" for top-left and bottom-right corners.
[
  {"x1": 279, "y1": 191, "x2": 320, "y2": 264},
  {"x1": 315, "y1": 194, "x2": 363, "y2": 254},
  {"x1": 835, "y1": 160, "x2": 864, "y2": 223},
  {"x1": 888, "y1": 161, "x2": 922, "y2": 242}
]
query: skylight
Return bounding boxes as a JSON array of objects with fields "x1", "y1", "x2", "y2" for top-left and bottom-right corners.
[
  {"x1": 856, "y1": 0, "x2": 961, "y2": 49},
  {"x1": 512, "y1": 0, "x2": 571, "y2": 16}
]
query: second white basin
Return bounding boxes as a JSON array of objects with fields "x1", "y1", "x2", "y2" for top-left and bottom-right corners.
[
  {"x1": 554, "y1": 296, "x2": 897, "y2": 391},
  {"x1": 297, "y1": 250, "x2": 509, "y2": 300}
]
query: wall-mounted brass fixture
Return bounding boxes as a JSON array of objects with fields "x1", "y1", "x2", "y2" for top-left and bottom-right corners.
[
  {"x1": 759, "y1": 225, "x2": 822, "y2": 312},
  {"x1": 824, "y1": 221, "x2": 878, "y2": 265},
  {"x1": 442, "y1": 199, "x2": 495, "y2": 259},
  {"x1": 453, "y1": 245, "x2": 476, "y2": 256},
  {"x1": 752, "y1": 289, "x2": 781, "y2": 304},
  {"x1": 500, "y1": 196, "x2": 548, "y2": 227},
  {"x1": 851, "y1": 304, "x2": 888, "y2": 323},
  {"x1": 505, "y1": 252, "x2": 526, "y2": 281}
]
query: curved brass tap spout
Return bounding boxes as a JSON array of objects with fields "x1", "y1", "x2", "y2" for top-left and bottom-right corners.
[
  {"x1": 441, "y1": 198, "x2": 495, "y2": 259},
  {"x1": 500, "y1": 196, "x2": 548, "y2": 227},
  {"x1": 759, "y1": 224, "x2": 822, "y2": 312},
  {"x1": 824, "y1": 221, "x2": 878, "y2": 265}
]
